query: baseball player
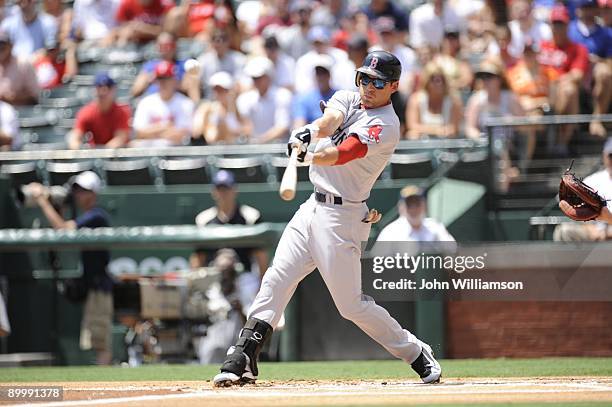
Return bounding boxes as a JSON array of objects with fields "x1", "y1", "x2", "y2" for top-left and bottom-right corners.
[{"x1": 213, "y1": 51, "x2": 442, "y2": 386}]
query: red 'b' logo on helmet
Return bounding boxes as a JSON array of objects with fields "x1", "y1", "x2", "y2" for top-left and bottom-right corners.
[{"x1": 369, "y1": 56, "x2": 378, "y2": 69}]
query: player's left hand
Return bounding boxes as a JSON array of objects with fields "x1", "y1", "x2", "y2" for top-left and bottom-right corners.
[
  {"x1": 287, "y1": 124, "x2": 319, "y2": 162},
  {"x1": 362, "y1": 208, "x2": 382, "y2": 224}
]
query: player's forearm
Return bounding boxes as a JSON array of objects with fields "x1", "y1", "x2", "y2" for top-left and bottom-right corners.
[{"x1": 312, "y1": 109, "x2": 343, "y2": 138}]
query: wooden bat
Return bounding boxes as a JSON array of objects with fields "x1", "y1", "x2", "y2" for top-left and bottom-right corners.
[{"x1": 279, "y1": 147, "x2": 299, "y2": 201}]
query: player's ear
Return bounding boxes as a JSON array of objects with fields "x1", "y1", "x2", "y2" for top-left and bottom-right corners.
[{"x1": 390, "y1": 81, "x2": 399, "y2": 93}]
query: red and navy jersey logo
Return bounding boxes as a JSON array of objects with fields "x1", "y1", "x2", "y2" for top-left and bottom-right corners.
[{"x1": 367, "y1": 125, "x2": 382, "y2": 143}]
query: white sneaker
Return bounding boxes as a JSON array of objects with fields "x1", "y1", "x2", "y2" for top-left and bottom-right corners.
[{"x1": 410, "y1": 342, "x2": 442, "y2": 383}]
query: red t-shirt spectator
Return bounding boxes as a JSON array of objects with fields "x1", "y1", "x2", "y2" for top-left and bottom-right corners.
[
  {"x1": 116, "y1": 0, "x2": 174, "y2": 25},
  {"x1": 187, "y1": 0, "x2": 215, "y2": 34},
  {"x1": 537, "y1": 40, "x2": 589, "y2": 81},
  {"x1": 75, "y1": 101, "x2": 132, "y2": 145}
]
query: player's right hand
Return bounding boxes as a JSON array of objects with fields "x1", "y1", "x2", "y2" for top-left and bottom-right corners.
[{"x1": 287, "y1": 125, "x2": 318, "y2": 162}]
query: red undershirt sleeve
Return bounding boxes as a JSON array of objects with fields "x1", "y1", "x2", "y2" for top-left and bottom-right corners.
[{"x1": 334, "y1": 134, "x2": 368, "y2": 165}]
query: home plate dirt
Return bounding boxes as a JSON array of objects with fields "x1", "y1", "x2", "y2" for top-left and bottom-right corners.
[{"x1": 3, "y1": 378, "x2": 612, "y2": 406}]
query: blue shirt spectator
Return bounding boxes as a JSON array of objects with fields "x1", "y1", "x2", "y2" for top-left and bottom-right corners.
[
  {"x1": 568, "y1": 0, "x2": 612, "y2": 58},
  {"x1": 293, "y1": 87, "x2": 336, "y2": 125},
  {"x1": 362, "y1": 0, "x2": 409, "y2": 32},
  {"x1": 0, "y1": 1, "x2": 57, "y2": 59}
]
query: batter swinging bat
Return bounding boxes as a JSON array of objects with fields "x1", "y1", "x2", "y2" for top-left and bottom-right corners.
[{"x1": 279, "y1": 147, "x2": 299, "y2": 201}]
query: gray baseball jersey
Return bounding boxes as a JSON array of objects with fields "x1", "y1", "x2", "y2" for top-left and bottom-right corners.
[{"x1": 310, "y1": 90, "x2": 400, "y2": 202}]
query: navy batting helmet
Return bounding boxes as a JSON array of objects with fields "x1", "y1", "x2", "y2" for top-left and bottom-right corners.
[{"x1": 355, "y1": 50, "x2": 402, "y2": 87}]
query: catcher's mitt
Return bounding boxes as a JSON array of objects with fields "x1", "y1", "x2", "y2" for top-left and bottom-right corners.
[{"x1": 558, "y1": 162, "x2": 607, "y2": 221}]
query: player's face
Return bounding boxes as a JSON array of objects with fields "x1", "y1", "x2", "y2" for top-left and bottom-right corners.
[{"x1": 358, "y1": 74, "x2": 398, "y2": 109}]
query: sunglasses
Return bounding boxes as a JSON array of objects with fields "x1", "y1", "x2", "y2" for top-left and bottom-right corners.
[{"x1": 359, "y1": 75, "x2": 388, "y2": 90}]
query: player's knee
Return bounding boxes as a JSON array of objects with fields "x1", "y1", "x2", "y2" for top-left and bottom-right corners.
[{"x1": 335, "y1": 300, "x2": 368, "y2": 321}]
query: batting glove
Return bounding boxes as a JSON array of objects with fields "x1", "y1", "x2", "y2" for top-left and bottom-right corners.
[{"x1": 287, "y1": 124, "x2": 319, "y2": 162}]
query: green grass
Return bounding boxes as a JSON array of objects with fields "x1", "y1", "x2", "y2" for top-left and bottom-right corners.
[{"x1": 1, "y1": 357, "x2": 611, "y2": 382}]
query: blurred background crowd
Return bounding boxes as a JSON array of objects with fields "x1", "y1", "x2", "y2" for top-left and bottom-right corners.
[{"x1": 0, "y1": 0, "x2": 609, "y2": 159}]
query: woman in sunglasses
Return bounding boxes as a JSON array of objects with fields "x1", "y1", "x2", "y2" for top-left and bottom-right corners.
[{"x1": 405, "y1": 62, "x2": 463, "y2": 140}]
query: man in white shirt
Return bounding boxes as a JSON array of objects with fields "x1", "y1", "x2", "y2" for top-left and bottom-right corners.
[
  {"x1": 554, "y1": 139, "x2": 612, "y2": 241},
  {"x1": 132, "y1": 60, "x2": 195, "y2": 147},
  {"x1": 376, "y1": 185, "x2": 456, "y2": 243},
  {"x1": 507, "y1": 0, "x2": 552, "y2": 58},
  {"x1": 71, "y1": 0, "x2": 119, "y2": 43},
  {"x1": 236, "y1": 57, "x2": 292, "y2": 143},
  {"x1": 409, "y1": 0, "x2": 462, "y2": 50},
  {"x1": 1, "y1": 0, "x2": 57, "y2": 59},
  {"x1": 263, "y1": 34, "x2": 295, "y2": 91}
]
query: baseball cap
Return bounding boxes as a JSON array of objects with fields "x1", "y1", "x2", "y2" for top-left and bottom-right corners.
[
  {"x1": 213, "y1": 170, "x2": 236, "y2": 187},
  {"x1": 209, "y1": 71, "x2": 234, "y2": 89},
  {"x1": 400, "y1": 185, "x2": 425, "y2": 200},
  {"x1": 290, "y1": 0, "x2": 311, "y2": 13},
  {"x1": 550, "y1": 4, "x2": 570, "y2": 24},
  {"x1": 603, "y1": 138, "x2": 612, "y2": 154},
  {"x1": 373, "y1": 17, "x2": 396, "y2": 34},
  {"x1": 94, "y1": 72, "x2": 116, "y2": 87},
  {"x1": 72, "y1": 171, "x2": 102, "y2": 193},
  {"x1": 308, "y1": 26, "x2": 331, "y2": 43},
  {"x1": 475, "y1": 60, "x2": 503, "y2": 77},
  {"x1": 313, "y1": 54, "x2": 333, "y2": 71},
  {"x1": 155, "y1": 60, "x2": 176, "y2": 79},
  {"x1": 244, "y1": 56, "x2": 274, "y2": 78}
]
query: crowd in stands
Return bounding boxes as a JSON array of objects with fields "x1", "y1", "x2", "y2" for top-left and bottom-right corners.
[{"x1": 0, "y1": 0, "x2": 609, "y2": 159}]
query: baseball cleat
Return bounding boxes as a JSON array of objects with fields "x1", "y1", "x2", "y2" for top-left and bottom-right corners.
[
  {"x1": 411, "y1": 342, "x2": 442, "y2": 384},
  {"x1": 213, "y1": 371, "x2": 241, "y2": 387},
  {"x1": 213, "y1": 346, "x2": 258, "y2": 387}
]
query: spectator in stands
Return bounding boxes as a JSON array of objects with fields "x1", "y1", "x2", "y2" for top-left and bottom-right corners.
[
  {"x1": 132, "y1": 61, "x2": 195, "y2": 147},
  {"x1": 568, "y1": 0, "x2": 612, "y2": 137},
  {"x1": 371, "y1": 17, "x2": 417, "y2": 97},
  {"x1": 32, "y1": 38, "x2": 77, "y2": 89},
  {"x1": 294, "y1": 26, "x2": 349, "y2": 94},
  {"x1": 434, "y1": 27, "x2": 474, "y2": 90},
  {"x1": 0, "y1": 31, "x2": 39, "y2": 105},
  {"x1": 192, "y1": 71, "x2": 240, "y2": 145},
  {"x1": 277, "y1": 0, "x2": 313, "y2": 60},
  {"x1": 68, "y1": 72, "x2": 131, "y2": 149},
  {"x1": 131, "y1": 32, "x2": 186, "y2": 98},
  {"x1": 346, "y1": 34, "x2": 369, "y2": 79},
  {"x1": 255, "y1": 0, "x2": 292, "y2": 36},
  {"x1": 191, "y1": 170, "x2": 269, "y2": 278},
  {"x1": 263, "y1": 34, "x2": 295, "y2": 91},
  {"x1": 507, "y1": 0, "x2": 552, "y2": 58},
  {"x1": 554, "y1": 138, "x2": 612, "y2": 240},
  {"x1": 43, "y1": 0, "x2": 71, "y2": 43},
  {"x1": 375, "y1": 185, "x2": 456, "y2": 243},
  {"x1": 409, "y1": 0, "x2": 462, "y2": 50},
  {"x1": 292, "y1": 54, "x2": 335, "y2": 128},
  {"x1": 29, "y1": 171, "x2": 114, "y2": 365},
  {"x1": 312, "y1": 0, "x2": 347, "y2": 31},
  {"x1": 331, "y1": 7, "x2": 377, "y2": 51},
  {"x1": 0, "y1": 0, "x2": 17, "y2": 24},
  {"x1": 538, "y1": 5, "x2": 589, "y2": 154},
  {"x1": 196, "y1": 27, "x2": 245, "y2": 100},
  {"x1": 506, "y1": 40, "x2": 551, "y2": 113},
  {"x1": 70, "y1": 0, "x2": 119, "y2": 45},
  {"x1": 115, "y1": 0, "x2": 173, "y2": 46},
  {"x1": 237, "y1": 56, "x2": 291, "y2": 143},
  {"x1": 362, "y1": 0, "x2": 409, "y2": 35},
  {"x1": 0, "y1": 99, "x2": 18, "y2": 150},
  {"x1": 406, "y1": 62, "x2": 463, "y2": 140},
  {"x1": 0, "y1": 0, "x2": 57, "y2": 59}
]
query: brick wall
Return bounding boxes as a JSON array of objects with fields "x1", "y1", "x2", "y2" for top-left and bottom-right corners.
[{"x1": 446, "y1": 301, "x2": 612, "y2": 358}]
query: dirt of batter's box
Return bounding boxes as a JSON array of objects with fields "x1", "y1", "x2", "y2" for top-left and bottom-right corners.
[{"x1": 2, "y1": 377, "x2": 611, "y2": 406}]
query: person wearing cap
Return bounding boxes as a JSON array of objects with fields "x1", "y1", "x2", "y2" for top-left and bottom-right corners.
[
  {"x1": 538, "y1": 4, "x2": 589, "y2": 151},
  {"x1": 406, "y1": 61, "x2": 463, "y2": 139},
  {"x1": 191, "y1": 169, "x2": 268, "y2": 278},
  {"x1": 568, "y1": 0, "x2": 612, "y2": 138},
  {"x1": 192, "y1": 71, "x2": 240, "y2": 144},
  {"x1": 506, "y1": 0, "x2": 552, "y2": 59},
  {"x1": 132, "y1": 60, "x2": 195, "y2": 147},
  {"x1": 28, "y1": 171, "x2": 114, "y2": 365},
  {"x1": 294, "y1": 25, "x2": 350, "y2": 94},
  {"x1": 277, "y1": 0, "x2": 313, "y2": 60},
  {"x1": 263, "y1": 34, "x2": 295, "y2": 91},
  {"x1": 236, "y1": 56, "x2": 292, "y2": 143},
  {"x1": 115, "y1": 0, "x2": 174, "y2": 46},
  {"x1": 68, "y1": 72, "x2": 131, "y2": 149},
  {"x1": 131, "y1": 32, "x2": 186, "y2": 98},
  {"x1": 554, "y1": 138, "x2": 612, "y2": 239},
  {"x1": 0, "y1": 30, "x2": 39, "y2": 105},
  {"x1": 409, "y1": 0, "x2": 462, "y2": 49},
  {"x1": 195, "y1": 27, "x2": 245, "y2": 100},
  {"x1": 0, "y1": 0, "x2": 58, "y2": 59},
  {"x1": 375, "y1": 185, "x2": 456, "y2": 243},
  {"x1": 292, "y1": 54, "x2": 336, "y2": 128}
]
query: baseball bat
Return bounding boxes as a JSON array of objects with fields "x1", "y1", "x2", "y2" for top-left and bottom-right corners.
[{"x1": 279, "y1": 147, "x2": 299, "y2": 201}]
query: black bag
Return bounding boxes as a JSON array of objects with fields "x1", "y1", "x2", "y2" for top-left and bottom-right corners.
[{"x1": 63, "y1": 278, "x2": 88, "y2": 303}]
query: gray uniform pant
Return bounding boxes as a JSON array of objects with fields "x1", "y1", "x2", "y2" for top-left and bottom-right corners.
[{"x1": 248, "y1": 194, "x2": 422, "y2": 363}]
